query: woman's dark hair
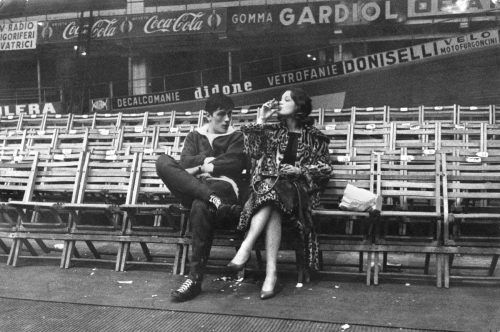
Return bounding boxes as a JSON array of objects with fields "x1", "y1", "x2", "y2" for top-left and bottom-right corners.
[
  {"x1": 204, "y1": 93, "x2": 235, "y2": 115},
  {"x1": 279, "y1": 88, "x2": 314, "y2": 126}
]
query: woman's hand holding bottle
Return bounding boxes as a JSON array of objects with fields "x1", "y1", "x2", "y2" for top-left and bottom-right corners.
[{"x1": 257, "y1": 99, "x2": 279, "y2": 124}]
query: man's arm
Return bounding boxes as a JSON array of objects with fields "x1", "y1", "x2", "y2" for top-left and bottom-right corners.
[
  {"x1": 180, "y1": 132, "x2": 206, "y2": 169},
  {"x1": 210, "y1": 132, "x2": 246, "y2": 177}
]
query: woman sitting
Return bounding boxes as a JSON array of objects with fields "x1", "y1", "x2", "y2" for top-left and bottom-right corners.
[{"x1": 228, "y1": 88, "x2": 332, "y2": 300}]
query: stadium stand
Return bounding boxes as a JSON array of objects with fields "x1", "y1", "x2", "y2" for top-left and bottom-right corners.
[{"x1": 0, "y1": 104, "x2": 498, "y2": 288}]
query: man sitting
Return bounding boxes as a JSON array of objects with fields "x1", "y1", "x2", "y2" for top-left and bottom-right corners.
[{"x1": 156, "y1": 93, "x2": 246, "y2": 302}]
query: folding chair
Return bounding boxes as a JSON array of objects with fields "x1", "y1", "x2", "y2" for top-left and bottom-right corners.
[
  {"x1": 119, "y1": 152, "x2": 187, "y2": 273},
  {"x1": 86, "y1": 127, "x2": 120, "y2": 152},
  {"x1": 441, "y1": 151, "x2": 500, "y2": 287},
  {"x1": 116, "y1": 125, "x2": 156, "y2": 154},
  {"x1": 51, "y1": 128, "x2": 89, "y2": 155},
  {"x1": 70, "y1": 113, "x2": 97, "y2": 129},
  {"x1": 386, "y1": 106, "x2": 421, "y2": 124},
  {"x1": 350, "y1": 122, "x2": 393, "y2": 156},
  {"x1": 7, "y1": 152, "x2": 87, "y2": 267},
  {"x1": 172, "y1": 110, "x2": 202, "y2": 132},
  {"x1": 0, "y1": 114, "x2": 22, "y2": 131},
  {"x1": 93, "y1": 113, "x2": 121, "y2": 129},
  {"x1": 154, "y1": 128, "x2": 187, "y2": 160},
  {"x1": 351, "y1": 106, "x2": 388, "y2": 125},
  {"x1": 0, "y1": 154, "x2": 39, "y2": 260},
  {"x1": 393, "y1": 122, "x2": 439, "y2": 156},
  {"x1": 484, "y1": 124, "x2": 500, "y2": 156},
  {"x1": 24, "y1": 128, "x2": 58, "y2": 155},
  {"x1": 312, "y1": 152, "x2": 376, "y2": 285},
  {"x1": 18, "y1": 113, "x2": 46, "y2": 131},
  {"x1": 117, "y1": 112, "x2": 148, "y2": 128},
  {"x1": 145, "y1": 111, "x2": 173, "y2": 128},
  {"x1": 42, "y1": 113, "x2": 73, "y2": 131},
  {"x1": 438, "y1": 122, "x2": 483, "y2": 154},
  {"x1": 0, "y1": 129, "x2": 27, "y2": 162},
  {"x1": 58, "y1": 151, "x2": 138, "y2": 269},
  {"x1": 322, "y1": 107, "x2": 352, "y2": 125},
  {"x1": 456, "y1": 105, "x2": 494, "y2": 124},
  {"x1": 372, "y1": 150, "x2": 443, "y2": 287},
  {"x1": 421, "y1": 105, "x2": 457, "y2": 124},
  {"x1": 321, "y1": 123, "x2": 352, "y2": 159}
]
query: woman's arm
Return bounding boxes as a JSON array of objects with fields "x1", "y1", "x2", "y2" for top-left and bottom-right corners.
[{"x1": 299, "y1": 130, "x2": 333, "y2": 186}]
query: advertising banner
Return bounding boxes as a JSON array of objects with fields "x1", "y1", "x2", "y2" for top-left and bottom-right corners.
[
  {"x1": 0, "y1": 21, "x2": 37, "y2": 51},
  {"x1": 0, "y1": 102, "x2": 61, "y2": 116},
  {"x1": 38, "y1": 9, "x2": 226, "y2": 43},
  {"x1": 112, "y1": 91, "x2": 182, "y2": 110},
  {"x1": 343, "y1": 30, "x2": 499, "y2": 74},
  {"x1": 407, "y1": 0, "x2": 500, "y2": 17},
  {"x1": 228, "y1": 0, "x2": 407, "y2": 34}
]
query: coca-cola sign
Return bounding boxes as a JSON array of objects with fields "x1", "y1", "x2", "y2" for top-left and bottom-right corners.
[
  {"x1": 38, "y1": 9, "x2": 226, "y2": 43},
  {"x1": 62, "y1": 19, "x2": 120, "y2": 40},
  {"x1": 144, "y1": 12, "x2": 215, "y2": 34}
]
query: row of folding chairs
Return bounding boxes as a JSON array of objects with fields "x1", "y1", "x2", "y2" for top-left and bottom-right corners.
[
  {"x1": 0, "y1": 147, "x2": 497, "y2": 288},
  {"x1": 0, "y1": 149, "x2": 189, "y2": 273},
  {"x1": 324, "y1": 121, "x2": 500, "y2": 159},
  {"x1": 0, "y1": 110, "x2": 184, "y2": 131},
  {"x1": 2, "y1": 121, "x2": 500, "y2": 165},
  {"x1": 1, "y1": 104, "x2": 498, "y2": 132},
  {"x1": 0, "y1": 126, "x2": 191, "y2": 161},
  {"x1": 313, "y1": 148, "x2": 500, "y2": 287},
  {"x1": 322, "y1": 104, "x2": 499, "y2": 125}
]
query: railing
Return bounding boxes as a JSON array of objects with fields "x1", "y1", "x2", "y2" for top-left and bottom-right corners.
[{"x1": 0, "y1": 87, "x2": 61, "y2": 105}]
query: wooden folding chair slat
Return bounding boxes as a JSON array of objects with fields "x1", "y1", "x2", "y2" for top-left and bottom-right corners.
[{"x1": 441, "y1": 151, "x2": 500, "y2": 287}]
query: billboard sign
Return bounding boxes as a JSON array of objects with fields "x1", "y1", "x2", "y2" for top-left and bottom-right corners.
[
  {"x1": 0, "y1": 102, "x2": 61, "y2": 116},
  {"x1": 228, "y1": 0, "x2": 407, "y2": 33},
  {"x1": 38, "y1": 9, "x2": 226, "y2": 43},
  {"x1": 0, "y1": 21, "x2": 37, "y2": 51},
  {"x1": 343, "y1": 30, "x2": 499, "y2": 73},
  {"x1": 407, "y1": 0, "x2": 500, "y2": 17}
]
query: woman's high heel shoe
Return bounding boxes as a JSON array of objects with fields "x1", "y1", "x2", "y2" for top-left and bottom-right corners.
[
  {"x1": 226, "y1": 254, "x2": 250, "y2": 272},
  {"x1": 226, "y1": 261, "x2": 246, "y2": 272},
  {"x1": 260, "y1": 279, "x2": 282, "y2": 300}
]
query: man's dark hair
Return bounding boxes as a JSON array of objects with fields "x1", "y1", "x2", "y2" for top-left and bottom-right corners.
[{"x1": 205, "y1": 93, "x2": 235, "y2": 115}]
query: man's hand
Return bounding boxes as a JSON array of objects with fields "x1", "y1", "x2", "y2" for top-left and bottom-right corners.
[
  {"x1": 203, "y1": 157, "x2": 215, "y2": 165},
  {"x1": 201, "y1": 163, "x2": 214, "y2": 174},
  {"x1": 185, "y1": 166, "x2": 201, "y2": 175},
  {"x1": 201, "y1": 157, "x2": 215, "y2": 174}
]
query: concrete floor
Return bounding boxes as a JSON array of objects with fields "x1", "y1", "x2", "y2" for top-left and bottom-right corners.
[{"x1": 0, "y1": 245, "x2": 498, "y2": 332}]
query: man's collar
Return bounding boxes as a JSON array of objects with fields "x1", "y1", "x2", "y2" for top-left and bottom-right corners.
[{"x1": 196, "y1": 124, "x2": 236, "y2": 137}]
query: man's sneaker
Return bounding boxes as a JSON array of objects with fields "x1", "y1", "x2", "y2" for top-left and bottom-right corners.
[{"x1": 171, "y1": 278, "x2": 202, "y2": 302}]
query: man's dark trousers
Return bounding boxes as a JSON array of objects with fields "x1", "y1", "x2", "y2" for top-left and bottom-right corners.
[{"x1": 156, "y1": 155, "x2": 238, "y2": 281}]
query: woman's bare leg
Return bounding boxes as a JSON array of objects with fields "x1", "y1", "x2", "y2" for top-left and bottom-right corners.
[
  {"x1": 230, "y1": 205, "x2": 273, "y2": 265},
  {"x1": 262, "y1": 208, "x2": 282, "y2": 292}
]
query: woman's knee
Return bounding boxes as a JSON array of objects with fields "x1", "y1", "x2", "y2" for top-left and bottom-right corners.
[{"x1": 252, "y1": 205, "x2": 273, "y2": 221}]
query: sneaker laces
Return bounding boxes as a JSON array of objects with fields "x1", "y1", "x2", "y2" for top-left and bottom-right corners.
[{"x1": 177, "y1": 279, "x2": 194, "y2": 293}]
